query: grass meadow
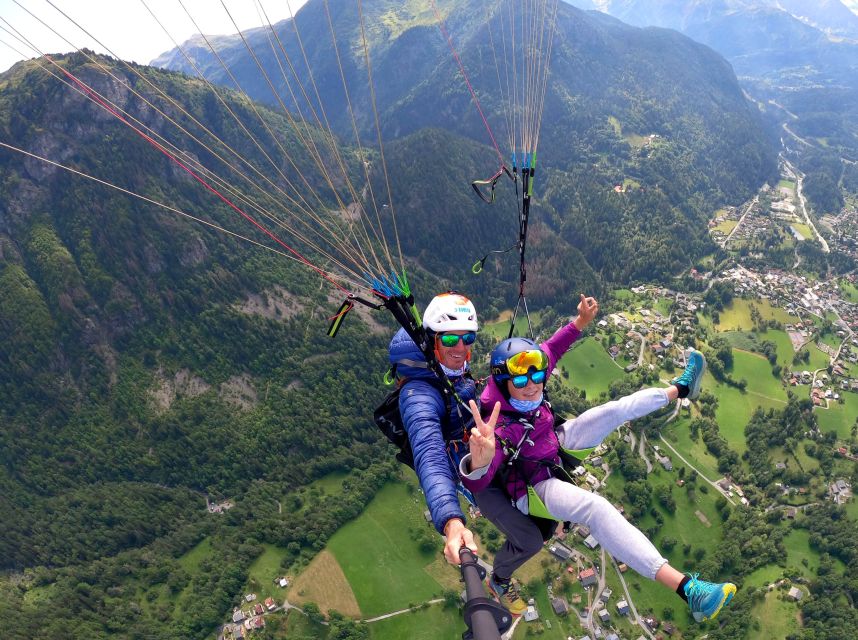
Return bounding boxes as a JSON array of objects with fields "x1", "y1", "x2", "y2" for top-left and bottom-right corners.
[
  {"x1": 661, "y1": 414, "x2": 722, "y2": 481},
  {"x1": 815, "y1": 392, "x2": 858, "y2": 440},
  {"x1": 558, "y1": 338, "x2": 626, "y2": 400},
  {"x1": 715, "y1": 299, "x2": 798, "y2": 332},
  {"x1": 325, "y1": 481, "x2": 453, "y2": 618},
  {"x1": 368, "y1": 603, "x2": 463, "y2": 639},
  {"x1": 484, "y1": 310, "x2": 543, "y2": 340}
]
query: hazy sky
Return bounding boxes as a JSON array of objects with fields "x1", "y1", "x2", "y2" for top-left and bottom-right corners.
[{"x1": 0, "y1": 0, "x2": 307, "y2": 72}]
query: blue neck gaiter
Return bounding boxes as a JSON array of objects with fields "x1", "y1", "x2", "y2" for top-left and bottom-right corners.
[
  {"x1": 509, "y1": 395, "x2": 543, "y2": 413},
  {"x1": 441, "y1": 362, "x2": 468, "y2": 377}
]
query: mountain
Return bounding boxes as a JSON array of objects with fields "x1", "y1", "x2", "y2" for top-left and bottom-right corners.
[
  {"x1": 153, "y1": 0, "x2": 776, "y2": 282},
  {"x1": 583, "y1": 0, "x2": 858, "y2": 175}
]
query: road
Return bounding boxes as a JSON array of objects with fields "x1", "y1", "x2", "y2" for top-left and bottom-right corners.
[
  {"x1": 609, "y1": 554, "x2": 655, "y2": 640},
  {"x1": 638, "y1": 431, "x2": 654, "y2": 473},
  {"x1": 782, "y1": 158, "x2": 830, "y2": 252},
  {"x1": 658, "y1": 434, "x2": 737, "y2": 506},
  {"x1": 725, "y1": 196, "x2": 758, "y2": 244}
]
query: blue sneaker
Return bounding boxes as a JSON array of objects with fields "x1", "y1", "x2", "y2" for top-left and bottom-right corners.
[
  {"x1": 684, "y1": 574, "x2": 736, "y2": 622},
  {"x1": 672, "y1": 350, "x2": 706, "y2": 400}
]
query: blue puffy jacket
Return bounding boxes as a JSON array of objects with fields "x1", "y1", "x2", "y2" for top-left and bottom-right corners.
[{"x1": 388, "y1": 327, "x2": 478, "y2": 534}]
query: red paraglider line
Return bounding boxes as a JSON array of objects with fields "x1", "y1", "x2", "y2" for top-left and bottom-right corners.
[{"x1": 49, "y1": 54, "x2": 351, "y2": 295}]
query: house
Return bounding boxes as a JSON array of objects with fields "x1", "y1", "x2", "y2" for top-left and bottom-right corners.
[
  {"x1": 549, "y1": 543, "x2": 573, "y2": 561},
  {"x1": 775, "y1": 462, "x2": 787, "y2": 470},
  {"x1": 785, "y1": 507, "x2": 798, "y2": 519},
  {"x1": 278, "y1": 577, "x2": 289, "y2": 588},
  {"x1": 617, "y1": 563, "x2": 629, "y2": 573},
  {"x1": 617, "y1": 600, "x2": 630, "y2": 615},
  {"x1": 551, "y1": 597, "x2": 569, "y2": 616},
  {"x1": 788, "y1": 587, "x2": 803, "y2": 601},
  {"x1": 579, "y1": 567, "x2": 598, "y2": 587},
  {"x1": 590, "y1": 456, "x2": 603, "y2": 466},
  {"x1": 264, "y1": 597, "x2": 276, "y2": 611},
  {"x1": 606, "y1": 634, "x2": 620, "y2": 640},
  {"x1": 658, "y1": 455, "x2": 673, "y2": 471},
  {"x1": 583, "y1": 534, "x2": 600, "y2": 550},
  {"x1": 244, "y1": 593, "x2": 257, "y2": 603},
  {"x1": 600, "y1": 588, "x2": 612, "y2": 602},
  {"x1": 643, "y1": 615, "x2": 659, "y2": 630},
  {"x1": 576, "y1": 524, "x2": 591, "y2": 538},
  {"x1": 524, "y1": 605, "x2": 539, "y2": 622},
  {"x1": 232, "y1": 609, "x2": 246, "y2": 623},
  {"x1": 598, "y1": 608, "x2": 611, "y2": 623},
  {"x1": 253, "y1": 603, "x2": 264, "y2": 616},
  {"x1": 663, "y1": 621, "x2": 677, "y2": 635}
]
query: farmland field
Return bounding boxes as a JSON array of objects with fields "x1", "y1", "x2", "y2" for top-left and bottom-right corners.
[
  {"x1": 326, "y1": 481, "x2": 453, "y2": 617},
  {"x1": 815, "y1": 392, "x2": 858, "y2": 440},
  {"x1": 715, "y1": 299, "x2": 798, "y2": 332},
  {"x1": 558, "y1": 339, "x2": 625, "y2": 400}
]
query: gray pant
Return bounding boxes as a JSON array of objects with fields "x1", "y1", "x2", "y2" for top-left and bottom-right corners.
[
  {"x1": 535, "y1": 387, "x2": 671, "y2": 580},
  {"x1": 473, "y1": 484, "x2": 555, "y2": 581}
]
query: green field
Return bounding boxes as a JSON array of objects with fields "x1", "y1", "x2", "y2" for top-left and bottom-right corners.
[
  {"x1": 714, "y1": 219, "x2": 738, "y2": 235},
  {"x1": 791, "y1": 223, "x2": 814, "y2": 240},
  {"x1": 752, "y1": 588, "x2": 802, "y2": 639},
  {"x1": 796, "y1": 344, "x2": 831, "y2": 371},
  {"x1": 661, "y1": 416, "x2": 722, "y2": 481},
  {"x1": 484, "y1": 310, "x2": 543, "y2": 340},
  {"x1": 314, "y1": 471, "x2": 351, "y2": 495},
  {"x1": 704, "y1": 350, "x2": 789, "y2": 453},
  {"x1": 369, "y1": 603, "x2": 463, "y2": 639},
  {"x1": 245, "y1": 544, "x2": 291, "y2": 602},
  {"x1": 815, "y1": 392, "x2": 858, "y2": 440},
  {"x1": 839, "y1": 280, "x2": 858, "y2": 304},
  {"x1": 510, "y1": 580, "x2": 587, "y2": 639},
  {"x1": 719, "y1": 329, "x2": 795, "y2": 367},
  {"x1": 326, "y1": 481, "x2": 452, "y2": 617},
  {"x1": 612, "y1": 288, "x2": 635, "y2": 302},
  {"x1": 558, "y1": 339, "x2": 625, "y2": 400},
  {"x1": 715, "y1": 299, "x2": 798, "y2": 332},
  {"x1": 778, "y1": 179, "x2": 796, "y2": 191}
]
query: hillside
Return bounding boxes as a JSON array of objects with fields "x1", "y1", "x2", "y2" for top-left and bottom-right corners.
[
  {"x1": 583, "y1": 0, "x2": 858, "y2": 211},
  {"x1": 153, "y1": 0, "x2": 776, "y2": 283}
]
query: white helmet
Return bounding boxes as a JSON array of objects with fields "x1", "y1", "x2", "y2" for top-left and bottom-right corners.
[{"x1": 422, "y1": 292, "x2": 479, "y2": 333}]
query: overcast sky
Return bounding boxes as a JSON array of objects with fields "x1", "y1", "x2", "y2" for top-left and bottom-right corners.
[{"x1": 0, "y1": 0, "x2": 307, "y2": 72}]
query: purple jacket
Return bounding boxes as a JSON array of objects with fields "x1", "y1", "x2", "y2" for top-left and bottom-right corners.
[{"x1": 461, "y1": 322, "x2": 582, "y2": 502}]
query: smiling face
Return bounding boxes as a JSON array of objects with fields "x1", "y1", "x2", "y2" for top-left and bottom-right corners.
[
  {"x1": 436, "y1": 331, "x2": 472, "y2": 369},
  {"x1": 507, "y1": 376, "x2": 544, "y2": 402}
]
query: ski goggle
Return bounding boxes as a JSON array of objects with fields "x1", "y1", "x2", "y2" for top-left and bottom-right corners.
[
  {"x1": 438, "y1": 332, "x2": 477, "y2": 348},
  {"x1": 510, "y1": 369, "x2": 548, "y2": 389},
  {"x1": 505, "y1": 349, "x2": 548, "y2": 376}
]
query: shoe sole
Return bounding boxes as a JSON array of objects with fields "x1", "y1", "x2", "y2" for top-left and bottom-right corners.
[
  {"x1": 486, "y1": 581, "x2": 525, "y2": 617},
  {"x1": 687, "y1": 351, "x2": 706, "y2": 401},
  {"x1": 694, "y1": 583, "x2": 736, "y2": 622}
]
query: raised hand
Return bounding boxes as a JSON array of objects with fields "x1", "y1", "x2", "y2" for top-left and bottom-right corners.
[
  {"x1": 574, "y1": 293, "x2": 599, "y2": 330},
  {"x1": 468, "y1": 400, "x2": 500, "y2": 469}
]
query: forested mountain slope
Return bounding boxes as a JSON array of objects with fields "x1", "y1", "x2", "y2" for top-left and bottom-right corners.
[{"x1": 155, "y1": 0, "x2": 776, "y2": 283}]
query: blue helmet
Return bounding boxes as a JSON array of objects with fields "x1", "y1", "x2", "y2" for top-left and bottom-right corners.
[{"x1": 490, "y1": 337, "x2": 548, "y2": 386}]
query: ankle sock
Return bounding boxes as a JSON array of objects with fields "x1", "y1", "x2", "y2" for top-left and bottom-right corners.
[
  {"x1": 676, "y1": 575, "x2": 691, "y2": 602},
  {"x1": 675, "y1": 383, "x2": 690, "y2": 399}
]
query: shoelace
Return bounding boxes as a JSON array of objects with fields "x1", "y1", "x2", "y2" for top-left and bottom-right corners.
[
  {"x1": 494, "y1": 579, "x2": 519, "y2": 602},
  {"x1": 684, "y1": 573, "x2": 711, "y2": 610}
]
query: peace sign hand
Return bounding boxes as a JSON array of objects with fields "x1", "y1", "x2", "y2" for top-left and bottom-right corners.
[{"x1": 468, "y1": 400, "x2": 500, "y2": 470}]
